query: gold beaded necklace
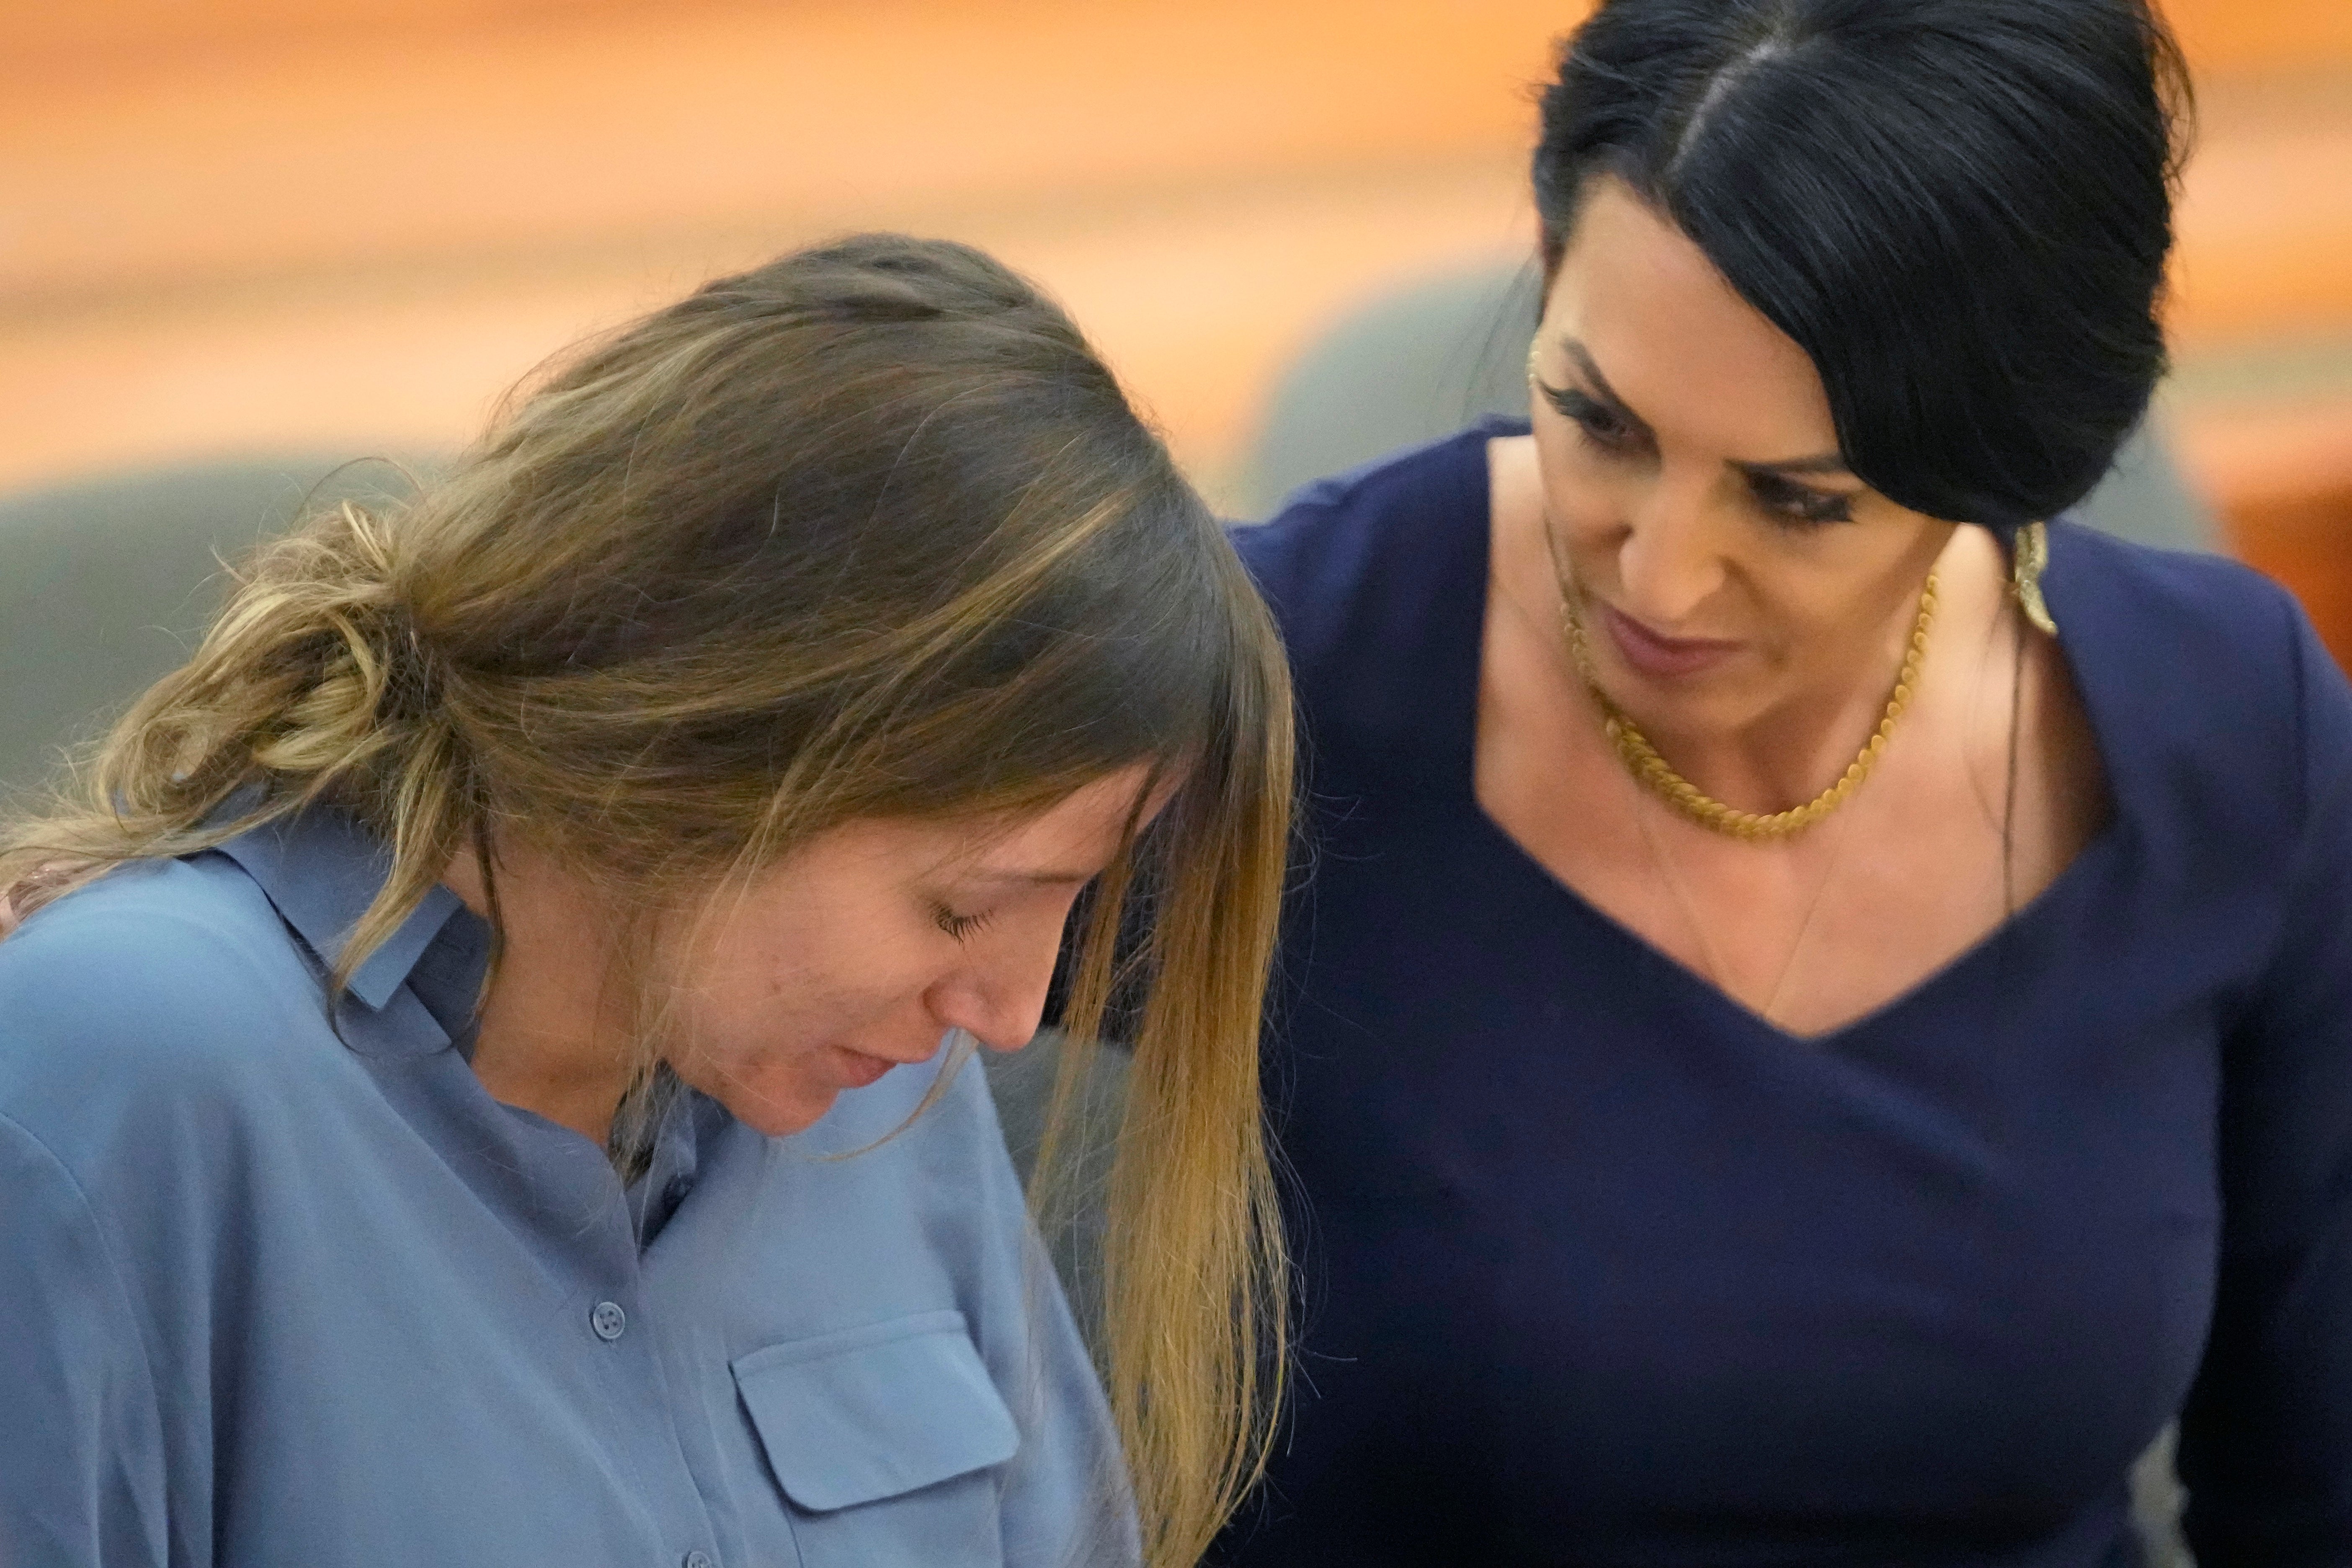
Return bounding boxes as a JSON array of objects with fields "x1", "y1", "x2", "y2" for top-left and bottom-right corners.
[{"x1": 1541, "y1": 519, "x2": 1938, "y2": 843}]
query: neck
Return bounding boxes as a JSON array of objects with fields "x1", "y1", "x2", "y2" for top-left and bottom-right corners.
[{"x1": 442, "y1": 842, "x2": 635, "y2": 1145}]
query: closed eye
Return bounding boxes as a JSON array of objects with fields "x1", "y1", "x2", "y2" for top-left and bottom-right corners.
[{"x1": 932, "y1": 904, "x2": 999, "y2": 942}]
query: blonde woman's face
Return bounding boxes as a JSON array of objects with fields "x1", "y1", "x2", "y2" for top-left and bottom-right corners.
[
  {"x1": 1529, "y1": 176, "x2": 1955, "y2": 733},
  {"x1": 665, "y1": 764, "x2": 1160, "y2": 1136}
]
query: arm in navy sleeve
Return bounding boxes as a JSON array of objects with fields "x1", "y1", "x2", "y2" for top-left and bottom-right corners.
[
  {"x1": 2177, "y1": 601, "x2": 2352, "y2": 1563},
  {"x1": 0, "y1": 1113, "x2": 170, "y2": 1568}
]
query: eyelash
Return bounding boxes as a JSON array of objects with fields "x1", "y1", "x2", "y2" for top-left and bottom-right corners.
[
  {"x1": 1544, "y1": 382, "x2": 1639, "y2": 455},
  {"x1": 933, "y1": 904, "x2": 998, "y2": 943},
  {"x1": 1749, "y1": 474, "x2": 1854, "y2": 527},
  {"x1": 1539, "y1": 379, "x2": 1856, "y2": 529}
]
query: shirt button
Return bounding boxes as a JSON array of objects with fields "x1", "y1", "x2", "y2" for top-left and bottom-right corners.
[
  {"x1": 683, "y1": 1553, "x2": 714, "y2": 1568},
  {"x1": 590, "y1": 1300, "x2": 627, "y2": 1341}
]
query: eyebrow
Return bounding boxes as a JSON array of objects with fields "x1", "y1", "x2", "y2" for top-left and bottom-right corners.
[
  {"x1": 1548, "y1": 337, "x2": 1855, "y2": 480},
  {"x1": 964, "y1": 867, "x2": 1098, "y2": 889},
  {"x1": 1559, "y1": 341, "x2": 1653, "y2": 440},
  {"x1": 1735, "y1": 454, "x2": 1854, "y2": 478}
]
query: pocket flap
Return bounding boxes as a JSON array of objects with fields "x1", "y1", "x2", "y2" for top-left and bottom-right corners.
[{"x1": 734, "y1": 1309, "x2": 1020, "y2": 1512}]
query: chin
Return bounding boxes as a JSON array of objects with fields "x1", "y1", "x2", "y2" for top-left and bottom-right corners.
[
  {"x1": 707, "y1": 1080, "x2": 841, "y2": 1138},
  {"x1": 673, "y1": 1067, "x2": 837, "y2": 1142}
]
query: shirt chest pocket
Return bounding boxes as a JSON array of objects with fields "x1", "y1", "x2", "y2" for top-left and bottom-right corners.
[{"x1": 734, "y1": 1309, "x2": 1020, "y2": 1568}]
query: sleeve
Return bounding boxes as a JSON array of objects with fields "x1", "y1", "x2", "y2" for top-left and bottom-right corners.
[
  {"x1": 993, "y1": 1228, "x2": 1142, "y2": 1568},
  {"x1": 0, "y1": 1112, "x2": 171, "y2": 1568},
  {"x1": 2176, "y1": 603, "x2": 2352, "y2": 1563}
]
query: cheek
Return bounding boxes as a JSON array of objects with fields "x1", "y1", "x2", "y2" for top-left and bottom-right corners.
[
  {"x1": 1744, "y1": 568, "x2": 1909, "y2": 678},
  {"x1": 681, "y1": 908, "x2": 940, "y2": 1063},
  {"x1": 1538, "y1": 433, "x2": 1637, "y2": 545},
  {"x1": 661, "y1": 983, "x2": 859, "y2": 1136}
]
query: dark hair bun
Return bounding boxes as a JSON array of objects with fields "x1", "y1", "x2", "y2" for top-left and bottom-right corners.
[{"x1": 1534, "y1": 0, "x2": 2194, "y2": 533}]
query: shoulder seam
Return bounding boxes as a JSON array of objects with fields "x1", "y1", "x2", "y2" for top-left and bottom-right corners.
[
  {"x1": 1261, "y1": 420, "x2": 1503, "y2": 522},
  {"x1": 4, "y1": 891, "x2": 319, "y2": 1001},
  {"x1": 0, "y1": 1105, "x2": 168, "y2": 1432}
]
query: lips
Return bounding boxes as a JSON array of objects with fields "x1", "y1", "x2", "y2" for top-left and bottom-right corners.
[
  {"x1": 833, "y1": 1047, "x2": 900, "y2": 1089},
  {"x1": 1599, "y1": 604, "x2": 1741, "y2": 681}
]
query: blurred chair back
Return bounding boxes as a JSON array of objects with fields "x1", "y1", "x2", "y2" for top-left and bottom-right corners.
[
  {"x1": 1235, "y1": 262, "x2": 2219, "y2": 558},
  {"x1": 0, "y1": 455, "x2": 431, "y2": 810}
]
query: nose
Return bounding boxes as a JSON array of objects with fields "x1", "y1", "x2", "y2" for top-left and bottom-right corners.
[
  {"x1": 1613, "y1": 465, "x2": 1728, "y2": 627},
  {"x1": 926, "y1": 932, "x2": 1061, "y2": 1055}
]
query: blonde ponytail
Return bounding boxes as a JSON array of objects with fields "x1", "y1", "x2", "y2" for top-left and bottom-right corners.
[{"x1": 5, "y1": 498, "x2": 457, "y2": 939}]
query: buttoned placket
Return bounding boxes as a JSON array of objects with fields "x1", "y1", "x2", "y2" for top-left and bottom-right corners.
[
  {"x1": 345, "y1": 858, "x2": 731, "y2": 1568},
  {"x1": 217, "y1": 810, "x2": 745, "y2": 1568},
  {"x1": 539, "y1": 1091, "x2": 731, "y2": 1568}
]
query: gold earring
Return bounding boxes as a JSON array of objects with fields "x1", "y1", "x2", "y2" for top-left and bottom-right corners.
[{"x1": 2012, "y1": 520, "x2": 2058, "y2": 637}]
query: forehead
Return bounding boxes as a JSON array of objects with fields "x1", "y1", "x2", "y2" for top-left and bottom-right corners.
[
  {"x1": 1543, "y1": 176, "x2": 1837, "y2": 453},
  {"x1": 918, "y1": 763, "x2": 1163, "y2": 882}
]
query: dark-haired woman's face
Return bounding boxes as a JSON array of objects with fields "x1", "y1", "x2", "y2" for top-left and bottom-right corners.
[{"x1": 1528, "y1": 176, "x2": 1955, "y2": 732}]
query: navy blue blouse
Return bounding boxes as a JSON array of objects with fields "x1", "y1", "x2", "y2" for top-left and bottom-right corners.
[{"x1": 1220, "y1": 422, "x2": 2352, "y2": 1566}]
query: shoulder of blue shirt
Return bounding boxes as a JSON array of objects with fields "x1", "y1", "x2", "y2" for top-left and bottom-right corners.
[
  {"x1": 0, "y1": 853, "x2": 328, "y2": 1098},
  {"x1": 0, "y1": 840, "x2": 1011, "y2": 1190}
]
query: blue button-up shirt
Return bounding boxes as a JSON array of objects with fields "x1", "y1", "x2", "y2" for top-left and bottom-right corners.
[{"x1": 0, "y1": 807, "x2": 1135, "y2": 1567}]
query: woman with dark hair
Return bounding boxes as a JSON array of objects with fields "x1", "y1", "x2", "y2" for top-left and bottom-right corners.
[
  {"x1": 0, "y1": 235, "x2": 1289, "y2": 1568},
  {"x1": 1223, "y1": 1, "x2": 2352, "y2": 1562}
]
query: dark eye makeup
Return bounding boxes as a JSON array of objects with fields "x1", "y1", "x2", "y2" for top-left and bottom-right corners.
[
  {"x1": 1539, "y1": 380, "x2": 1641, "y2": 452},
  {"x1": 1747, "y1": 472, "x2": 1857, "y2": 527},
  {"x1": 1537, "y1": 376, "x2": 1859, "y2": 529}
]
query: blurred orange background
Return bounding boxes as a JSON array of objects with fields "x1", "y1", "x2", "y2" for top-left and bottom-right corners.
[{"x1": 5, "y1": 0, "x2": 2349, "y2": 630}]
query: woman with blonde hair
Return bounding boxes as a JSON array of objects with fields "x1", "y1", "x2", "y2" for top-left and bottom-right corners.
[{"x1": 0, "y1": 234, "x2": 1288, "y2": 1568}]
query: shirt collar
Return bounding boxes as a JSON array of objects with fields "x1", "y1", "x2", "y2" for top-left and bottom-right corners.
[{"x1": 212, "y1": 804, "x2": 472, "y2": 1012}]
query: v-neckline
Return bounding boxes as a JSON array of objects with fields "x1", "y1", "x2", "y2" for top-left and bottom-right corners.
[{"x1": 1445, "y1": 426, "x2": 2131, "y2": 1052}]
